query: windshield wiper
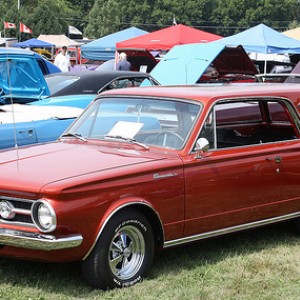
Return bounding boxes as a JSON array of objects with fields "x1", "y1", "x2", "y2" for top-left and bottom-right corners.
[
  {"x1": 60, "y1": 132, "x2": 87, "y2": 142},
  {"x1": 105, "y1": 135, "x2": 149, "y2": 150}
]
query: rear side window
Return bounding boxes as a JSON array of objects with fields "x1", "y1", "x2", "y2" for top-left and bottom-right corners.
[
  {"x1": 268, "y1": 101, "x2": 291, "y2": 122},
  {"x1": 100, "y1": 77, "x2": 157, "y2": 92},
  {"x1": 216, "y1": 102, "x2": 262, "y2": 124},
  {"x1": 199, "y1": 98, "x2": 298, "y2": 150}
]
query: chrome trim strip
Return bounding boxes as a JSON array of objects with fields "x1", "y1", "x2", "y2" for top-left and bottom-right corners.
[
  {"x1": 82, "y1": 201, "x2": 164, "y2": 260},
  {"x1": 164, "y1": 211, "x2": 300, "y2": 248},
  {"x1": 0, "y1": 228, "x2": 83, "y2": 251},
  {"x1": 0, "y1": 196, "x2": 35, "y2": 203},
  {"x1": 0, "y1": 219, "x2": 35, "y2": 228},
  {"x1": 13, "y1": 208, "x2": 31, "y2": 215}
]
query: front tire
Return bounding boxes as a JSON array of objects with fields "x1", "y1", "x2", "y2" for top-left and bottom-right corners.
[{"x1": 81, "y1": 208, "x2": 155, "y2": 289}]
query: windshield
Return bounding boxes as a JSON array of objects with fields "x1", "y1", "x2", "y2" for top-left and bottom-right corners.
[
  {"x1": 67, "y1": 97, "x2": 201, "y2": 149},
  {"x1": 45, "y1": 74, "x2": 79, "y2": 95}
]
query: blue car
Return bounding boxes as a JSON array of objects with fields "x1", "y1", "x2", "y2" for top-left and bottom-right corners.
[
  {"x1": 0, "y1": 47, "x2": 61, "y2": 76},
  {"x1": 0, "y1": 104, "x2": 83, "y2": 149},
  {"x1": 0, "y1": 52, "x2": 159, "y2": 149}
]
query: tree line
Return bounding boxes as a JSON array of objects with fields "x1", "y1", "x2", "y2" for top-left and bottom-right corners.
[{"x1": 1, "y1": 0, "x2": 300, "y2": 40}]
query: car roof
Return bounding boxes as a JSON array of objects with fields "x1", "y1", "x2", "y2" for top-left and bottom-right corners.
[
  {"x1": 0, "y1": 47, "x2": 36, "y2": 56},
  {"x1": 45, "y1": 70, "x2": 154, "y2": 97},
  {"x1": 46, "y1": 70, "x2": 151, "y2": 79},
  {"x1": 98, "y1": 83, "x2": 300, "y2": 106}
]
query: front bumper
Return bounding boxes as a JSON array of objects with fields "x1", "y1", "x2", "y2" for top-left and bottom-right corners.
[{"x1": 0, "y1": 228, "x2": 83, "y2": 251}]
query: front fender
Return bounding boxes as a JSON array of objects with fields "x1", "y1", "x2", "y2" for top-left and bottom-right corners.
[{"x1": 83, "y1": 197, "x2": 163, "y2": 260}]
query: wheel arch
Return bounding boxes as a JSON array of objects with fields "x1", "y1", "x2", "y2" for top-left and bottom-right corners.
[{"x1": 83, "y1": 201, "x2": 164, "y2": 260}]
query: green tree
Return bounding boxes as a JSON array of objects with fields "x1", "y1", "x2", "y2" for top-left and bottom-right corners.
[
  {"x1": 85, "y1": 0, "x2": 123, "y2": 38},
  {"x1": 151, "y1": 0, "x2": 212, "y2": 29},
  {"x1": 1, "y1": 0, "x2": 300, "y2": 40},
  {"x1": 65, "y1": 0, "x2": 95, "y2": 14},
  {"x1": 28, "y1": 3, "x2": 66, "y2": 36},
  {"x1": 210, "y1": 0, "x2": 300, "y2": 36},
  {"x1": 121, "y1": 0, "x2": 154, "y2": 31}
]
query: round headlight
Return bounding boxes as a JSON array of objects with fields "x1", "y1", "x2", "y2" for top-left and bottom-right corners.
[
  {"x1": 0, "y1": 201, "x2": 15, "y2": 219},
  {"x1": 32, "y1": 200, "x2": 56, "y2": 232}
]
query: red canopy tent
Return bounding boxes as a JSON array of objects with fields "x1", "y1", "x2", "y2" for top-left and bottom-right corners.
[{"x1": 116, "y1": 24, "x2": 222, "y2": 50}]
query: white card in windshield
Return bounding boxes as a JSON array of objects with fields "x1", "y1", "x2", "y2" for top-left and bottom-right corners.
[{"x1": 108, "y1": 121, "x2": 144, "y2": 139}]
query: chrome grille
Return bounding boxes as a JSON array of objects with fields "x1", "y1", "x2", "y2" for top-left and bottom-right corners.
[{"x1": 0, "y1": 196, "x2": 35, "y2": 227}]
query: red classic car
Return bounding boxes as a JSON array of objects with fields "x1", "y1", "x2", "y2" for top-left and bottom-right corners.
[{"x1": 0, "y1": 83, "x2": 300, "y2": 289}]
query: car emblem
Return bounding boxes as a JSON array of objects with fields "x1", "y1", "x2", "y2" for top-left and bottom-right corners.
[
  {"x1": 153, "y1": 173, "x2": 177, "y2": 179},
  {"x1": 0, "y1": 201, "x2": 16, "y2": 219}
]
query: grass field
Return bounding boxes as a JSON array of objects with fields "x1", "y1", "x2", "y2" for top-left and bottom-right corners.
[{"x1": 0, "y1": 222, "x2": 300, "y2": 300}]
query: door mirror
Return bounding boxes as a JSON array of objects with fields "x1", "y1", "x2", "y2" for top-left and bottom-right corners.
[{"x1": 195, "y1": 138, "x2": 209, "y2": 158}]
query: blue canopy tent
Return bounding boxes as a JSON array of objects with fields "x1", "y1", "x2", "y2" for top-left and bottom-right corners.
[
  {"x1": 81, "y1": 27, "x2": 148, "y2": 61},
  {"x1": 214, "y1": 23, "x2": 300, "y2": 73},
  {"x1": 12, "y1": 38, "x2": 54, "y2": 48},
  {"x1": 150, "y1": 43, "x2": 257, "y2": 85}
]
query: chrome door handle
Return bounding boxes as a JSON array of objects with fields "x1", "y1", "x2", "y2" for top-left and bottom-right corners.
[
  {"x1": 275, "y1": 156, "x2": 282, "y2": 163},
  {"x1": 265, "y1": 156, "x2": 282, "y2": 163}
]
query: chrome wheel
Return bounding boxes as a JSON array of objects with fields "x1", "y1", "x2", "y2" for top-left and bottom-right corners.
[
  {"x1": 81, "y1": 209, "x2": 154, "y2": 289},
  {"x1": 109, "y1": 225, "x2": 145, "y2": 280}
]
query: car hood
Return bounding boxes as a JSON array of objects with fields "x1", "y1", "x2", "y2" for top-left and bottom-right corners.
[
  {"x1": 29, "y1": 94, "x2": 96, "y2": 109},
  {"x1": 0, "y1": 141, "x2": 170, "y2": 194},
  {"x1": 151, "y1": 44, "x2": 258, "y2": 85},
  {"x1": 0, "y1": 51, "x2": 50, "y2": 100},
  {"x1": 0, "y1": 104, "x2": 83, "y2": 124}
]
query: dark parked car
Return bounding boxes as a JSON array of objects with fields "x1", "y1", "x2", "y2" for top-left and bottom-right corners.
[
  {"x1": 1, "y1": 84, "x2": 300, "y2": 289},
  {"x1": 43, "y1": 70, "x2": 160, "y2": 98}
]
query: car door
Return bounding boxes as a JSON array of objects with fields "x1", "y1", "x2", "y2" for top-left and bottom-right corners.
[
  {"x1": 182, "y1": 99, "x2": 286, "y2": 237},
  {"x1": 0, "y1": 124, "x2": 38, "y2": 149},
  {"x1": 266, "y1": 101, "x2": 300, "y2": 210}
]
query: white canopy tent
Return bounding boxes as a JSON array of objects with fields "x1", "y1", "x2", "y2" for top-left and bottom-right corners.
[
  {"x1": 37, "y1": 35, "x2": 82, "y2": 63},
  {"x1": 37, "y1": 35, "x2": 81, "y2": 47}
]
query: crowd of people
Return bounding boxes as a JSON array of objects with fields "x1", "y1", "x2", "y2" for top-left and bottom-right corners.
[{"x1": 54, "y1": 46, "x2": 131, "y2": 72}]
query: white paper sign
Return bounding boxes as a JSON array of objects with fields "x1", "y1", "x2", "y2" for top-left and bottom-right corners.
[{"x1": 107, "y1": 121, "x2": 144, "y2": 139}]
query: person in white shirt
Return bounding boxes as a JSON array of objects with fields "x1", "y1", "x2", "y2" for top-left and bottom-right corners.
[{"x1": 54, "y1": 46, "x2": 71, "y2": 72}]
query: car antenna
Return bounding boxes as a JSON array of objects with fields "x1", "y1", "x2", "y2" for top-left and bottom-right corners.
[{"x1": 5, "y1": 58, "x2": 20, "y2": 157}]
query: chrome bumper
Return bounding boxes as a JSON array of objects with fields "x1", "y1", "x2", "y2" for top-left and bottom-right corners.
[{"x1": 0, "y1": 228, "x2": 83, "y2": 251}]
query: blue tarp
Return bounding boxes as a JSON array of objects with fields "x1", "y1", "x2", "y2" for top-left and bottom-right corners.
[
  {"x1": 151, "y1": 43, "x2": 227, "y2": 85},
  {"x1": 12, "y1": 38, "x2": 54, "y2": 48},
  {"x1": 81, "y1": 27, "x2": 148, "y2": 61},
  {"x1": 214, "y1": 23, "x2": 300, "y2": 54}
]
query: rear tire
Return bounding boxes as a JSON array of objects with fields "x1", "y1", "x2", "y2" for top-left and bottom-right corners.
[
  {"x1": 292, "y1": 218, "x2": 300, "y2": 234},
  {"x1": 81, "y1": 208, "x2": 155, "y2": 289}
]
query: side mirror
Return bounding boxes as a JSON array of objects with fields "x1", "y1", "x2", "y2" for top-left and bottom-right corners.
[{"x1": 194, "y1": 138, "x2": 209, "y2": 158}]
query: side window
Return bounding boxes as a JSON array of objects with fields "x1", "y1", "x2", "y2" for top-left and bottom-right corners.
[
  {"x1": 268, "y1": 101, "x2": 291, "y2": 122},
  {"x1": 199, "y1": 99, "x2": 298, "y2": 150},
  {"x1": 102, "y1": 78, "x2": 145, "y2": 92},
  {"x1": 140, "y1": 78, "x2": 156, "y2": 87}
]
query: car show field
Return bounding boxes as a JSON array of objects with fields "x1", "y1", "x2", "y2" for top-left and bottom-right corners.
[
  {"x1": 0, "y1": 84, "x2": 300, "y2": 289},
  {"x1": 2, "y1": 5, "x2": 300, "y2": 294}
]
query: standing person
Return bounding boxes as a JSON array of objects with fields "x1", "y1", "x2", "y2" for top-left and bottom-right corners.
[
  {"x1": 54, "y1": 46, "x2": 71, "y2": 72},
  {"x1": 116, "y1": 52, "x2": 131, "y2": 71}
]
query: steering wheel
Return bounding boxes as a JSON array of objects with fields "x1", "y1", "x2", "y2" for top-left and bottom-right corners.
[{"x1": 154, "y1": 131, "x2": 184, "y2": 148}]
